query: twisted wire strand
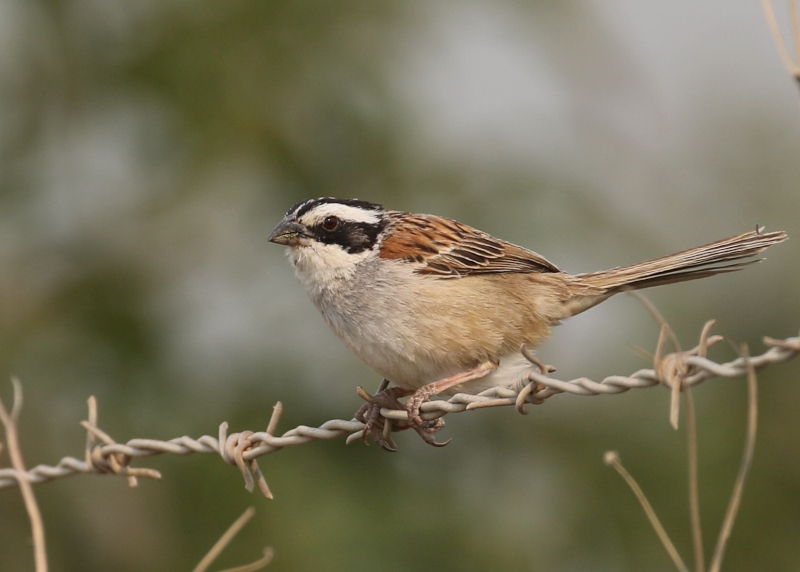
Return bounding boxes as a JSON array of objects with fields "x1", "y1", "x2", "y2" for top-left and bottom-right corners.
[{"x1": 1, "y1": 331, "x2": 797, "y2": 496}]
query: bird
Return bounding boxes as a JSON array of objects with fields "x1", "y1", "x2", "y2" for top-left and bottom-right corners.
[{"x1": 269, "y1": 197, "x2": 787, "y2": 449}]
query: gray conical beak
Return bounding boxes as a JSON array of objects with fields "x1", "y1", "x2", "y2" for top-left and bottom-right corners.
[{"x1": 268, "y1": 219, "x2": 309, "y2": 246}]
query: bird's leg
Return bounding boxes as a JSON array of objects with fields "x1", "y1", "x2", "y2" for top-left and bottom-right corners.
[
  {"x1": 406, "y1": 362, "x2": 498, "y2": 447},
  {"x1": 356, "y1": 380, "x2": 413, "y2": 451}
]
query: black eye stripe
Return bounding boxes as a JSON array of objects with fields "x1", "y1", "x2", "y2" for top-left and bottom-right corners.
[
  {"x1": 310, "y1": 218, "x2": 388, "y2": 254},
  {"x1": 280, "y1": 197, "x2": 387, "y2": 253}
]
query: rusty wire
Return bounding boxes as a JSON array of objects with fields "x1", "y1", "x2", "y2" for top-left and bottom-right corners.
[{"x1": 1, "y1": 329, "x2": 798, "y2": 497}]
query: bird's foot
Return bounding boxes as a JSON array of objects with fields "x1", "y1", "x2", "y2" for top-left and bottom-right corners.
[
  {"x1": 356, "y1": 384, "x2": 412, "y2": 452},
  {"x1": 404, "y1": 385, "x2": 450, "y2": 447},
  {"x1": 357, "y1": 362, "x2": 496, "y2": 450},
  {"x1": 404, "y1": 362, "x2": 498, "y2": 448}
]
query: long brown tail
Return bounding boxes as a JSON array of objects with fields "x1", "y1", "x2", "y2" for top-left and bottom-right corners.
[{"x1": 563, "y1": 228, "x2": 787, "y2": 316}]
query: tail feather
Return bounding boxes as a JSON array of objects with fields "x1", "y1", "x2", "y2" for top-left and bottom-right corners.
[{"x1": 564, "y1": 229, "x2": 787, "y2": 314}]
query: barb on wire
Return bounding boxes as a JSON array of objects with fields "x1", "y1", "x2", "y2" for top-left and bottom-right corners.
[{"x1": 0, "y1": 329, "x2": 798, "y2": 498}]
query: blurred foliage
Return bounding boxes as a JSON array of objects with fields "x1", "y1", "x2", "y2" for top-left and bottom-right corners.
[{"x1": 0, "y1": 0, "x2": 798, "y2": 571}]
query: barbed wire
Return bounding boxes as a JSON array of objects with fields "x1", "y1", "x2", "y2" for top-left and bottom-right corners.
[{"x1": 1, "y1": 328, "x2": 798, "y2": 497}]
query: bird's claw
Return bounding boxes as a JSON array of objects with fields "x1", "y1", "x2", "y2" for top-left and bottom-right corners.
[
  {"x1": 409, "y1": 420, "x2": 451, "y2": 447},
  {"x1": 356, "y1": 383, "x2": 452, "y2": 449},
  {"x1": 405, "y1": 393, "x2": 450, "y2": 447},
  {"x1": 356, "y1": 384, "x2": 412, "y2": 451}
]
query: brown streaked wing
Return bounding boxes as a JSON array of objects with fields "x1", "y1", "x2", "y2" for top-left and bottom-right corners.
[{"x1": 379, "y1": 213, "x2": 561, "y2": 277}]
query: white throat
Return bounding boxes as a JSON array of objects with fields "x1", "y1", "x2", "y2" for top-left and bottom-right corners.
[{"x1": 288, "y1": 243, "x2": 370, "y2": 295}]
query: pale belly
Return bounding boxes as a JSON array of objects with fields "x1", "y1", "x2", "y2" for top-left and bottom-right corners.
[
  {"x1": 352, "y1": 339, "x2": 535, "y2": 396},
  {"x1": 294, "y1": 251, "x2": 548, "y2": 396}
]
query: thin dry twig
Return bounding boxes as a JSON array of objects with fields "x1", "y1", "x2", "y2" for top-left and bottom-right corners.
[
  {"x1": 792, "y1": 0, "x2": 800, "y2": 63},
  {"x1": 708, "y1": 345, "x2": 759, "y2": 572},
  {"x1": 193, "y1": 506, "x2": 273, "y2": 572},
  {"x1": 193, "y1": 507, "x2": 255, "y2": 572},
  {"x1": 604, "y1": 451, "x2": 690, "y2": 572},
  {"x1": 605, "y1": 331, "x2": 765, "y2": 572},
  {"x1": 631, "y1": 293, "x2": 708, "y2": 570},
  {"x1": 762, "y1": 0, "x2": 800, "y2": 85},
  {"x1": 217, "y1": 548, "x2": 274, "y2": 572},
  {"x1": 684, "y1": 388, "x2": 704, "y2": 572},
  {"x1": 0, "y1": 330, "x2": 797, "y2": 497},
  {"x1": 0, "y1": 378, "x2": 48, "y2": 572}
]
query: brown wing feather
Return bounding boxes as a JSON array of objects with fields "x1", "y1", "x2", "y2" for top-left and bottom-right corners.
[{"x1": 379, "y1": 213, "x2": 561, "y2": 277}]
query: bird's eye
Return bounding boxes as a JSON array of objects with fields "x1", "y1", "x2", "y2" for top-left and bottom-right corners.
[{"x1": 322, "y1": 216, "x2": 340, "y2": 231}]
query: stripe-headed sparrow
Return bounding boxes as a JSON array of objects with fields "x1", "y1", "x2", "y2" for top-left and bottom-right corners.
[{"x1": 269, "y1": 197, "x2": 786, "y2": 449}]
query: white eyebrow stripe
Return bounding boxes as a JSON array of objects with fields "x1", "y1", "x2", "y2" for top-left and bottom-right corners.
[{"x1": 300, "y1": 203, "x2": 382, "y2": 225}]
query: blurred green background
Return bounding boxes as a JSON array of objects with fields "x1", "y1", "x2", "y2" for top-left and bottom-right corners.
[{"x1": 1, "y1": 0, "x2": 798, "y2": 570}]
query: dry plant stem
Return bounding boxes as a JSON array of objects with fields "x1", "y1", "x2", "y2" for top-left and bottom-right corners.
[
  {"x1": 762, "y1": 0, "x2": 800, "y2": 83},
  {"x1": 193, "y1": 507, "x2": 271, "y2": 572},
  {"x1": 628, "y1": 291, "x2": 681, "y2": 350},
  {"x1": 708, "y1": 347, "x2": 758, "y2": 572},
  {"x1": 792, "y1": 0, "x2": 800, "y2": 63},
  {"x1": 604, "y1": 452, "x2": 689, "y2": 572},
  {"x1": 0, "y1": 378, "x2": 48, "y2": 572},
  {"x1": 684, "y1": 319, "x2": 720, "y2": 572},
  {"x1": 684, "y1": 388, "x2": 705, "y2": 572},
  {"x1": 218, "y1": 548, "x2": 274, "y2": 572}
]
